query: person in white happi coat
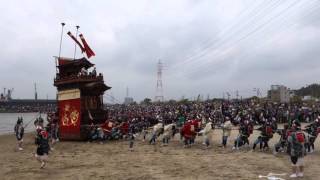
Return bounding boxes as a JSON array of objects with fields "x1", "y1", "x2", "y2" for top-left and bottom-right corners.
[
  {"x1": 200, "y1": 121, "x2": 215, "y2": 148},
  {"x1": 162, "y1": 123, "x2": 176, "y2": 146},
  {"x1": 222, "y1": 117, "x2": 232, "y2": 148},
  {"x1": 149, "y1": 122, "x2": 164, "y2": 144}
]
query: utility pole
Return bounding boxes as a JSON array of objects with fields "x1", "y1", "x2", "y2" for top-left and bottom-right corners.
[
  {"x1": 226, "y1": 92, "x2": 231, "y2": 101},
  {"x1": 235, "y1": 90, "x2": 239, "y2": 100},
  {"x1": 34, "y1": 83, "x2": 38, "y2": 100},
  {"x1": 126, "y1": 86, "x2": 129, "y2": 97},
  {"x1": 155, "y1": 60, "x2": 164, "y2": 102},
  {"x1": 253, "y1": 88, "x2": 260, "y2": 97}
]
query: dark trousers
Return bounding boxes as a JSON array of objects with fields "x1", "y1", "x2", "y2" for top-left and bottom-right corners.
[
  {"x1": 222, "y1": 136, "x2": 228, "y2": 147},
  {"x1": 162, "y1": 137, "x2": 169, "y2": 144},
  {"x1": 149, "y1": 133, "x2": 156, "y2": 144}
]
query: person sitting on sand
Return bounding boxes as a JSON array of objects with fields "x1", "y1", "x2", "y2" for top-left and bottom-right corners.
[
  {"x1": 35, "y1": 127, "x2": 50, "y2": 169},
  {"x1": 14, "y1": 117, "x2": 24, "y2": 151},
  {"x1": 288, "y1": 121, "x2": 306, "y2": 178}
]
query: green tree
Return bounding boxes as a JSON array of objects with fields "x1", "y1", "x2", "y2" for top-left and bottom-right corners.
[{"x1": 141, "y1": 98, "x2": 152, "y2": 104}]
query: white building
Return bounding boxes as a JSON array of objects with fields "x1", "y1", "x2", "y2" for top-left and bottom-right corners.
[{"x1": 268, "y1": 85, "x2": 290, "y2": 103}]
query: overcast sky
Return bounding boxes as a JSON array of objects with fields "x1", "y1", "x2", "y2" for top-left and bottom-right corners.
[{"x1": 1, "y1": 0, "x2": 320, "y2": 102}]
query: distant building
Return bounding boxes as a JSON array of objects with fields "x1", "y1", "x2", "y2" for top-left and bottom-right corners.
[
  {"x1": 303, "y1": 95, "x2": 312, "y2": 101},
  {"x1": 268, "y1": 85, "x2": 290, "y2": 103},
  {"x1": 124, "y1": 97, "x2": 134, "y2": 104}
]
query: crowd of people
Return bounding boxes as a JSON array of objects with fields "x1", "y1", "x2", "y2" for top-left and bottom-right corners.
[
  {"x1": 14, "y1": 99, "x2": 320, "y2": 178},
  {"x1": 86, "y1": 100, "x2": 320, "y2": 154},
  {"x1": 95, "y1": 99, "x2": 320, "y2": 178},
  {"x1": 0, "y1": 103, "x2": 56, "y2": 113}
]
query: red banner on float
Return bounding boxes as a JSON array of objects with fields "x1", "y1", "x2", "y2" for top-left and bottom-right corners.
[{"x1": 58, "y1": 89, "x2": 81, "y2": 140}]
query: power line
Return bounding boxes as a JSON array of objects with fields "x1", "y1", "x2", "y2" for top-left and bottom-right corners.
[
  {"x1": 189, "y1": 0, "x2": 319, "y2": 77},
  {"x1": 177, "y1": 0, "x2": 311, "y2": 77},
  {"x1": 168, "y1": 0, "x2": 283, "y2": 72},
  {"x1": 170, "y1": 0, "x2": 265, "y2": 67},
  {"x1": 176, "y1": 0, "x2": 287, "y2": 73}
]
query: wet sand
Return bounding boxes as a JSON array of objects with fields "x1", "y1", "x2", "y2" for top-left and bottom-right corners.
[{"x1": 1, "y1": 128, "x2": 319, "y2": 180}]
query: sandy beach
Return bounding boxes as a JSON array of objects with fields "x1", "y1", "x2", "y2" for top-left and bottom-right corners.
[{"x1": 1, "y1": 128, "x2": 320, "y2": 180}]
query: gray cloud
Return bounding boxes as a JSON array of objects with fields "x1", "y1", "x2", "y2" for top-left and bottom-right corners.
[{"x1": 1, "y1": 0, "x2": 320, "y2": 102}]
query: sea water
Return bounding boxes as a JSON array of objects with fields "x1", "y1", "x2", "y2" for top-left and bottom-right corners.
[{"x1": 0, "y1": 113, "x2": 47, "y2": 135}]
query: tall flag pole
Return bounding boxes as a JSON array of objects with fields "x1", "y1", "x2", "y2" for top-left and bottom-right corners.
[
  {"x1": 57, "y1": 22, "x2": 65, "y2": 74},
  {"x1": 58, "y1": 23, "x2": 65, "y2": 59},
  {"x1": 67, "y1": 31, "x2": 85, "y2": 53},
  {"x1": 73, "y1": 25, "x2": 80, "y2": 60}
]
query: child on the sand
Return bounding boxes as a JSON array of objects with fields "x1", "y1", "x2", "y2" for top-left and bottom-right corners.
[
  {"x1": 35, "y1": 127, "x2": 50, "y2": 169},
  {"x1": 288, "y1": 121, "x2": 306, "y2": 178},
  {"x1": 14, "y1": 117, "x2": 24, "y2": 151}
]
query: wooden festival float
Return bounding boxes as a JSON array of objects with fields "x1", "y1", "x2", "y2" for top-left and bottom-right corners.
[
  {"x1": 53, "y1": 24, "x2": 111, "y2": 140},
  {"x1": 54, "y1": 57, "x2": 111, "y2": 140}
]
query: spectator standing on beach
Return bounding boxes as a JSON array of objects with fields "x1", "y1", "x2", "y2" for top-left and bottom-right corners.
[
  {"x1": 34, "y1": 116, "x2": 44, "y2": 130},
  {"x1": 288, "y1": 121, "x2": 306, "y2": 178},
  {"x1": 35, "y1": 127, "x2": 50, "y2": 169},
  {"x1": 14, "y1": 117, "x2": 24, "y2": 151},
  {"x1": 128, "y1": 123, "x2": 136, "y2": 151},
  {"x1": 221, "y1": 117, "x2": 232, "y2": 148},
  {"x1": 304, "y1": 118, "x2": 320, "y2": 153},
  {"x1": 49, "y1": 119, "x2": 59, "y2": 150}
]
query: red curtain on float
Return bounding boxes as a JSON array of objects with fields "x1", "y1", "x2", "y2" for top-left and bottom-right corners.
[{"x1": 59, "y1": 98, "x2": 81, "y2": 139}]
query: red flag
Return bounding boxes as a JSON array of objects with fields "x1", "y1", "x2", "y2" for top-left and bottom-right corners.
[
  {"x1": 67, "y1": 31, "x2": 85, "y2": 53},
  {"x1": 79, "y1": 34, "x2": 95, "y2": 58}
]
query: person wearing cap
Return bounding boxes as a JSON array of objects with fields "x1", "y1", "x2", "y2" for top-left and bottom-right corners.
[
  {"x1": 14, "y1": 117, "x2": 24, "y2": 151},
  {"x1": 221, "y1": 117, "x2": 232, "y2": 148},
  {"x1": 288, "y1": 121, "x2": 306, "y2": 178}
]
